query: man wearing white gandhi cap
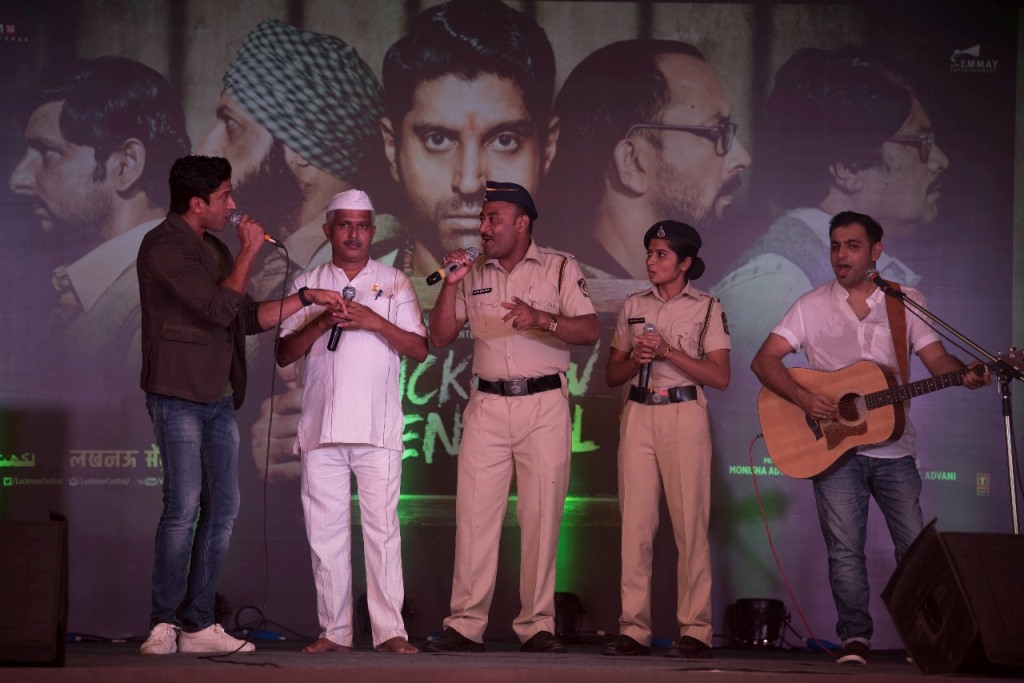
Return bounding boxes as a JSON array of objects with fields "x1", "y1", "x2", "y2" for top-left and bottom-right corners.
[{"x1": 276, "y1": 189, "x2": 428, "y2": 654}]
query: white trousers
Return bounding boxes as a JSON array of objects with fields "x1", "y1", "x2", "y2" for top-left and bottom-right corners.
[{"x1": 301, "y1": 444, "x2": 407, "y2": 647}]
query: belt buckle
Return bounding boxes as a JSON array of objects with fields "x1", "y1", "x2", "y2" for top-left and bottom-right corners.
[
  {"x1": 650, "y1": 388, "x2": 669, "y2": 405},
  {"x1": 506, "y1": 379, "x2": 527, "y2": 396}
]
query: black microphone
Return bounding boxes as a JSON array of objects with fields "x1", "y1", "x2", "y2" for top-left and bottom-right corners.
[
  {"x1": 637, "y1": 322, "x2": 657, "y2": 390},
  {"x1": 228, "y1": 212, "x2": 285, "y2": 249},
  {"x1": 865, "y1": 268, "x2": 905, "y2": 300},
  {"x1": 427, "y1": 247, "x2": 478, "y2": 285},
  {"x1": 327, "y1": 286, "x2": 357, "y2": 352}
]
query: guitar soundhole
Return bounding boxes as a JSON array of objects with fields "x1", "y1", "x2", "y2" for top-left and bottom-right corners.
[{"x1": 836, "y1": 391, "x2": 866, "y2": 426}]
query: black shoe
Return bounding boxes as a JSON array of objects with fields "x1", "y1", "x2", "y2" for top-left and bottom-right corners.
[
  {"x1": 664, "y1": 636, "x2": 712, "y2": 659},
  {"x1": 600, "y1": 634, "x2": 651, "y2": 656},
  {"x1": 520, "y1": 631, "x2": 567, "y2": 653},
  {"x1": 836, "y1": 640, "x2": 868, "y2": 666},
  {"x1": 421, "y1": 627, "x2": 484, "y2": 653}
]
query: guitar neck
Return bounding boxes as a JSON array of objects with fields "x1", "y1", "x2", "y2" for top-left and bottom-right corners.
[{"x1": 865, "y1": 368, "x2": 966, "y2": 409}]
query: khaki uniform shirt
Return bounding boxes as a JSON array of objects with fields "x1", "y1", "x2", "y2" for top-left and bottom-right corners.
[
  {"x1": 455, "y1": 240, "x2": 595, "y2": 381},
  {"x1": 610, "y1": 283, "x2": 731, "y2": 389}
]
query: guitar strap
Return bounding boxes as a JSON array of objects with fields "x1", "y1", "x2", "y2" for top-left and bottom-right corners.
[{"x1": 884, "y1": 282, "x2": 910, "y2": 385}]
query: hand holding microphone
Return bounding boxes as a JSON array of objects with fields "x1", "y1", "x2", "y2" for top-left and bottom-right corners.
[
  {"x1": 228, "y1": 211, "x2": 285, "y2": 249},
  {"x1": 327, "y1": 286, "x2": 357, "y2": 352},
  {"x1": 427, "y1": 247, "x2": 478, "y2": 285},
  {"x1": 637, "y1": 322, "x2": 657, "y2": 390}
]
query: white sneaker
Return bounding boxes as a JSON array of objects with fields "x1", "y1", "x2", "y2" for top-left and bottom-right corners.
[
  {"x1": 140, "y1": 623, "x2": 179, "y2": 655},
  {"x1": 178, "y1": 624, "x2": 255, "y2": 654}
]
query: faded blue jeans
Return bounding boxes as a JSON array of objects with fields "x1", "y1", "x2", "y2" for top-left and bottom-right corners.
[
  {"x1": 813, "y1": 454, "x2": 923, "y2": 643},
  {"x1": 146, "y1": 393, "x2": 240, "y2": 632}
]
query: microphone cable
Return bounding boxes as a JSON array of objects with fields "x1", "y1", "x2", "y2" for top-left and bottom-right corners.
[
  {"x1": 202, "y1": 244, "x2": 293, "y2": 666},
  {"x1": 747, "y1": 433, "x2": 839, "y2": 660}
]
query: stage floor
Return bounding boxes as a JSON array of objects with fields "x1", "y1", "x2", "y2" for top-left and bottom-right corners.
[{"x1": 5, "y1": 641, "x2": 1010, "y2": 683}]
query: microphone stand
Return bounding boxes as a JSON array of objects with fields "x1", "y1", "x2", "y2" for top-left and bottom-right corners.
[{"x1": 876, "y1": 282, "x2": 1023, "y2": 533}]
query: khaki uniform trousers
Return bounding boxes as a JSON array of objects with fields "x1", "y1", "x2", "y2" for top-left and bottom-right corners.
[
  {"x1": 616, "y1": 390, "x2": 713, "y2": 646},
  {"x1": 443, "y1": 381, "x2": 571, "y2": 643}
]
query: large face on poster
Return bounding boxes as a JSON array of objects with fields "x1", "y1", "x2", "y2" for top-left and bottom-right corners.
[{"x1": 0, "y1": 0, "x2": 1015, "y2": 646}]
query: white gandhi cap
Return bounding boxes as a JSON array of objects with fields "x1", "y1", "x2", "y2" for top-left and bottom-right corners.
[{"x1": 326, "y1": 189, "x2": 374, "y2": 213}]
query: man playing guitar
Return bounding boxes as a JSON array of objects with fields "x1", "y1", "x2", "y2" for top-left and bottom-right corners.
[{"x1": 750, "y1": 211, "x2": 989, "y2": 666}]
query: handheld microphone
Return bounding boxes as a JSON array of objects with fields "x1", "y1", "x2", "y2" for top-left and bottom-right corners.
[
  {"x1": 637, "y1": 322, "x2": 657, "y2": 390},
  {"x1": 865, "y1": 269, "x2": 904, "y2": 300},
  {"x1": 427, "y1": 247, "x2": 478, "y2": 285},
  {"x1": 327, "y1": 286, "x2": 357, "y2": 352},
  {"x1": 227, "y1": 212, "x2": 285, "y2": 249}
]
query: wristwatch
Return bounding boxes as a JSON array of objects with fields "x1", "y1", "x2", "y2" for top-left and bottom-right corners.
[
  {"x1": 548, "y1": 315, "x2": 558, "y2": 333},
  {"x1": 297, "y1": 286, "x2": 312, "y2": 306}
]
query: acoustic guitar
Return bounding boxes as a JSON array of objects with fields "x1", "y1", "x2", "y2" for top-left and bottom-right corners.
[{"x1": 757, "y1": 350, "x2": 1021, "y2": 479}]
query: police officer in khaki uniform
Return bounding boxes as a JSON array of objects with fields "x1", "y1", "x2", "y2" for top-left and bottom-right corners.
[
  {"x1": 424, "y1": 181, "x2": 599, "y2": 653},
  {"x1": 601, "y1": 221, "x2": 731, "y2": 659}
]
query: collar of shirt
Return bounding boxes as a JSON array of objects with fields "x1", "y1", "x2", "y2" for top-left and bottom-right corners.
[
  {"x1": 329, "y1": 259, "x2": 378, "y2": 291},
  {"x1": 795, "y1": 206, "x2": 921, "y2": 287},
  {"x1": 828, "y1": 279, "x2": 887, "y2": 310},
  {"x1": 65, "y1": 218, "x2": 163, "y2": 312},
  {"x1": 639, "y1": 280, "x2": 701, "y2": 304},
  {"x1": 483, "y1": 238, "x2": 542, "y2": 273}
]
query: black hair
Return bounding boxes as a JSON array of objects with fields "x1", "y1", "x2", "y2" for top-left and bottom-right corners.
[
  {"x1": 657, "y1": 240, "x2": 705, "y2": 282},
  {"x1": 169, "y1": 156, "x2": 233, "y2": 215},
  {"x1": 543, "y1": 40, "x2": 705, "y2": 228},
  {"x1": 760, "y1": 49, "x2": 919, "y2": 209},
  {"x1": 382, "y1": 0, "x2": 555, "y2": 134},
  {"x1": 18, "y1": 56, "x2": 191, "y2": 207},
  {"x1": 829, "y1": 210, "x2": 884, "y2": 245}
]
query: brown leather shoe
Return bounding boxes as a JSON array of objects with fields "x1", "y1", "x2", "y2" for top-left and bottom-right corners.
[
  {"x1": 302, "y1": 637, "x2": 352, "y2": 654},
  {"x1": 376, "y1": 636, "x2": 418, "y2": 654}
]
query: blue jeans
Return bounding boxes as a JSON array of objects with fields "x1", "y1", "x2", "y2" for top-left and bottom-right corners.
[
  {"x1": 146, "y1": 393, "x2": 240, "y2": 631},
  {"x1": 813, "y1": 454, "x2": 923, "y2": 643}
]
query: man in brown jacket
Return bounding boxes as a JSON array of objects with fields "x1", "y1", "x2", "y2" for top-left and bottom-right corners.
[{"x1": 137, "y1": 155, "x2": 343, "y2": 655}]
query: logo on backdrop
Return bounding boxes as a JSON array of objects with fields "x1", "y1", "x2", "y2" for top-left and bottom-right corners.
[{"x1": 949, "y1": 44, "x2": 998, "y2": 74}]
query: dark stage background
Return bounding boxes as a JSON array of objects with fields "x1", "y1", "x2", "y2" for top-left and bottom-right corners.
[{"x1": 0, "y1": 0, "x2": 1020, "y2": 649}]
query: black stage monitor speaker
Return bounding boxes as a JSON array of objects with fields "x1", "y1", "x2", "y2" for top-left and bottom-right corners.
[
  {"x1": 882, "y1": 519, "x2": 1024, "y2": 675},
  {"x1": 0, "y1": 516, "x2": 68, "y2": 666}
]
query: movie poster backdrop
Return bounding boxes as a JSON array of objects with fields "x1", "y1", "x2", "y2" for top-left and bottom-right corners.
[{"x1": 0, "y1": 0, "x2": 1018, "y2": 647}]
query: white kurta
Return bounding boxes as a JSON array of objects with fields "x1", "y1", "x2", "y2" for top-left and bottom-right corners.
[
  {"x1": 283, "y1": 258, "x2": 425, "y2": 647},
  {"x1": 282, "y1": 259, "x2": 426, "y2": 452}
]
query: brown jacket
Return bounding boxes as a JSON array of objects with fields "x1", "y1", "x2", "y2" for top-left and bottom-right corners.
[{"x1": 138, "y1": 213, "x2": 263, "y2": 409}]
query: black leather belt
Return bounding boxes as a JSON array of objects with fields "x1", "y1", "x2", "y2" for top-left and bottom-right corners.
[
  {"x1": 628, "y1": 385, "x2": 698, "y2": 405},
  {"x1": 477, "y1": 374, "x2": 561, "y2": 397}
]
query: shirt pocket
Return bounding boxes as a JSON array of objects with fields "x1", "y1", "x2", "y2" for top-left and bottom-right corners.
[
  {"x1": 369, "y1": 293, "x2": 400, "y2": 325},
  {"x1": 521, "y1": 281, "x2": 559, "y2": 314},
  {"x1": 667, "y1": 320, "x2": 704, "y2": 357},
  {"x1": 469, "y1": 297, "x2": 502, "y2": 337}
]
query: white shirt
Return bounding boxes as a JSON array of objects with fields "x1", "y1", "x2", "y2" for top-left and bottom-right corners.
[
  {"x1": 282, "y1": 259, "x2": 426, "y2": 452},
  {"x1": 771, "y1": 280, "x2": 941, "y2": 458}
]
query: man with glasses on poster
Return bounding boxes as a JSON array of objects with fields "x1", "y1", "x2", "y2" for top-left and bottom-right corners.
[{"x1": 543, "y1": 39, "x2": 751, "y2": 281}]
